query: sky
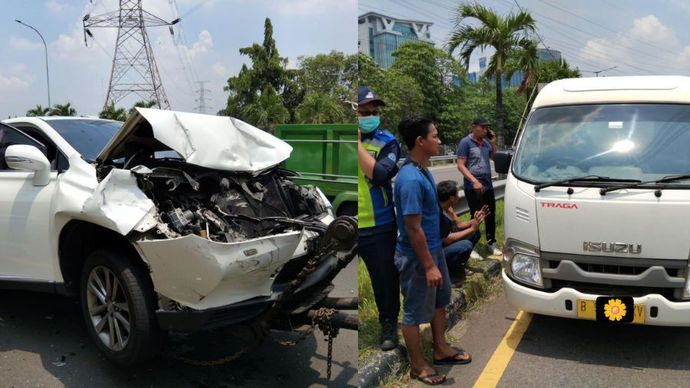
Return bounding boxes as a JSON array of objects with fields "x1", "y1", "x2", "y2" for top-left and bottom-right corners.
[
  {"x1": 359, "y1": 0, "x2": 690, "y2": 76},
  {"x1": 1, "y1": 0, "x2": 357, "y2": 118}
]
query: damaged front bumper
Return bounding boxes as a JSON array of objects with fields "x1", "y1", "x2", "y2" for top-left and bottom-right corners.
[
  {"x1": 148, "y1": 216, "x2": 357, "y2": 332},
  {"x1": 155, "y1": 255, "x2": 339, "y2": 331}
]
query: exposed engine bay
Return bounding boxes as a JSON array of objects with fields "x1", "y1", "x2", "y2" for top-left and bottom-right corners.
[{"x1": 96, "y1": 161, "x2": 331, "y2": 243}]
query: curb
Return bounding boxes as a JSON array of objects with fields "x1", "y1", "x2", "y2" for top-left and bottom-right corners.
[{"x1": 358, "y1": 258, "x2": 502, "y2": 387}]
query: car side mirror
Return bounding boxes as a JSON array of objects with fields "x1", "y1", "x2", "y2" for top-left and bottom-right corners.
[
  {"x1": 495, "y1": 150, "x2": 514, "y2": 174},
  {"x1": 5, "y1": 144, "x2": 51, "y2": 186}
]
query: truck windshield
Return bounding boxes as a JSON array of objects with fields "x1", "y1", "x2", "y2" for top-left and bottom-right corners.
[{"x1": 513, "y1": 104, "x2": 690, "y2": 186}]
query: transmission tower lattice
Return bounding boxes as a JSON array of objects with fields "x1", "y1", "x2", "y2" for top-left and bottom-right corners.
[
  {"x1": 195, "y1": 80, "x2": 211, "y2": 114},
  {"x1": 83, "y1": 0, "x2": 179, "y2": 111}
]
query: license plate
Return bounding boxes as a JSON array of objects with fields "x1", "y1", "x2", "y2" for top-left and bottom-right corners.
[{"x1": 576, "y1": 297, "x2": 645, "y2": 324}]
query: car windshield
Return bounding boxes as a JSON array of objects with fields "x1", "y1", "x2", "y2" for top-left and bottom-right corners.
[
  {"x1": 42, "y1": 118, "x2": 121, "y2": 162},
  {"x1": 513, "y1": 104, "x2": 690, "y2": 186}
]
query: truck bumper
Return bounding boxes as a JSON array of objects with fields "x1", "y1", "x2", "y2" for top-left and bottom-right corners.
[{"x1": 503, "y1": 270, "x2": 690, "y2": 326}]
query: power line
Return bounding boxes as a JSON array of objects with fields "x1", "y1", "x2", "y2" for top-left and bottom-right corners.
[
  {"x1": 83, "y1": 0, "x2": 176, "y2": 110},
  {"x1": 535, "y1": 0, "x2": 681, "y2": 59},
  {"x1": 510, "y1": 0, "x2": 557, "y2": 61},
  {"x1": 500, "y1": 0, "x2": 667, "y2": 73}
]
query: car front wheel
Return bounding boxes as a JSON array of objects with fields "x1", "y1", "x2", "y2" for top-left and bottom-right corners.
[{"x1": 80, "y1": 249, "x2": 162, "y2": 365}]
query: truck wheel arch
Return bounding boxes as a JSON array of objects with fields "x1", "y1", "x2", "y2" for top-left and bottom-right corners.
[{"x1": 332, "y1": 192, "x2": 357, "y2": 216}]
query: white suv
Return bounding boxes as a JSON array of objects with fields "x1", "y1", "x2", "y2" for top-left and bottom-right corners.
[{"x1": 1, "y1": 108, "x2": 356, "y2": 365}]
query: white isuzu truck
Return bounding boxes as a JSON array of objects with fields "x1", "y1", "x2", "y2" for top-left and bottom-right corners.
[{"x1": 495, "y1": 75, "x2": 690, "y2": 326}]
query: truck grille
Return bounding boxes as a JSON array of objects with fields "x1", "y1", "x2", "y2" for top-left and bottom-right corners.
[
  {"x1": 545, "y1": 260, "x2": 682, "y2": 278},
  {"x1": 541, "y1": 252, "x2": 688, "y2": 300}
]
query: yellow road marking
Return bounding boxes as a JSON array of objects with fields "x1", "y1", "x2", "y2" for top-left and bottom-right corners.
[{"x1": 473, "y1": 311, "x2": 532, "y2": 388}]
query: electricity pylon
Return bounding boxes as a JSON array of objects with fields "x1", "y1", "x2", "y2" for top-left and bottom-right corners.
[{"x1": 83, "y1": 0, "x2": 179, "y2": 111}]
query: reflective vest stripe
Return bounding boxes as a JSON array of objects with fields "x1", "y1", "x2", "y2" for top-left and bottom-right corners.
[{"x1": 357, "y1": 141, "x2": 382, "y2": 229}]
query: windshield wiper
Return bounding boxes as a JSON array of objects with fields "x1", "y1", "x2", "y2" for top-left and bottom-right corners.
[
  {"x1": 601, "y1": 173, "x2": 690, "y2": 195},
  {"x1": 534, "y1": 175, "x2": 641, "y2": 192}
]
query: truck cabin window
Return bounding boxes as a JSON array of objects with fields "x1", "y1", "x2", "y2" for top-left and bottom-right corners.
[{"x1": 513, "y1": 104, "x2": 690, "y2": 186}]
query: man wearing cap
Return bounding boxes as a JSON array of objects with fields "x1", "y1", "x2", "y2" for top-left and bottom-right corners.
[
  {"x1": 456, "y1": 118, "x2": 503, "y2": 256},
  {"x1": 357, "y1": 86, "x2": 402, "y2": 350}
]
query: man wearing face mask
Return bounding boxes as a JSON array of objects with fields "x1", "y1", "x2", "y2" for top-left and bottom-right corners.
[{"x1": 357, "y1": 86, "x2": 402, "y2": 351}]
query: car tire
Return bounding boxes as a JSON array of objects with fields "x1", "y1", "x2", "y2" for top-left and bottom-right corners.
[{"x1": 80, "y1": 249, "x2": 162, "y2": 366}]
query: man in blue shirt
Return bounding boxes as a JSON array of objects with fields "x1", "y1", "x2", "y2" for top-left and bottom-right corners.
[
  {"x1": 357, "y1": 86, "x2": 402, "y2": 350},
  {"x1": 456, "y1": 118, "x2": 502, "y2": 256},
  {"x1": 395, "y1": 117, "x2": 471, "y2": 385}
]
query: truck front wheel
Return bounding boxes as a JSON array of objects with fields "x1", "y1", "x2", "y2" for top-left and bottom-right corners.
[{"x1": 80, "y1": 249, "x2": 162, "y2": 365}]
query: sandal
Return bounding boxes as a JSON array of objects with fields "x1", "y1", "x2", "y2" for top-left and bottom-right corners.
[
  {"x1": 410, "y1": 370, "x2": 447, "y2": 385},
  {"x1": 434, "y1": 347, "x2": 472, "y2": 365}
]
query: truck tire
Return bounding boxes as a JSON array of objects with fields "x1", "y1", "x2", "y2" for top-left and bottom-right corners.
[
  {"x1": 337, "y1": 201, "x2": 357, "y2": 217},
  {"x1": 80, "y1": 249, "x2": 162, "y2": 366}
]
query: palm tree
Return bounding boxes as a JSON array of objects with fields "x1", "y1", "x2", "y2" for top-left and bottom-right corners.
[
  {"x1": 506, "y1": 46, "x2": 580, "y2": 95},
  {"x1": 26, "y1": 105, "x2": 50, "y2": 117},
  {"x1": 99, "y1": 103, "x2": 128, "y2": 121},
  {"x1": 295, "y1": 93, "x2": 346, "y2": 124},
  {"x1": 48, "y1": 102, "x2": 77, "y2": 116},
  {"x1": 129, "y1": 100, "x2": 158, "y2": 116},
  {"x1": 504, "y1": 39, "x2": 539, "y2": 94},
  {"x1": 447, "y1": 2, "x2": 536, "y2": 147}
]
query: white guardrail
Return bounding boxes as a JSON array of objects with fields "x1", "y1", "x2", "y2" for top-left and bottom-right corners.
[{"x1": 452, "y1": 179, "x2": 506, "y2": 215}]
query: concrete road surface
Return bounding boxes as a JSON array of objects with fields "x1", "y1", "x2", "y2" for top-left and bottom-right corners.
[{"x1": 0, "y1": 260, "x2": 357, "y2": 387}]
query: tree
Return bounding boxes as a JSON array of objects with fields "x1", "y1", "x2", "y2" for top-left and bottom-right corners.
[
  {"x1": 448, "y1": 2, "x2": 536, "y2": 147},
  {"x1": 129, "y1": 100, "x2": 158, "y2": 116},
  {"x1": 390, "y1": 41, "x2": 465, "y2": 124},
  {"x1": 99, "y1": 103, "x2": 127, "y2": 121},
  {"x1": 48, "y1": 103, "x2": 76, "y2": 116},
  {"x1": 357, "y1": 54, "x2": 424, "y2": 137},
  {"x1": 26, "y1": 105, "x2": 49, "y2": 117},
  {"x1": 295, "y1": 93, "x2": 346, "y2": 124},
  {"x1": 293, "y1": 51, "x2": 357, "y2": 124},
  {"x1": 534, "y1": 58, "x2": 580, "y2": 84},
  {"x1": 240, "y1": 85, "x2": 289, "y2": 131},
  {"x1": 506, "y1": 48, "x2": 580, "y2": 95},
  {"x1": 504, "y1": 39, "x2": 539, "y2": 94},
  {"x1": 298, "y1": 51, "x2": 357, "y2": 100},
  {"x1": 222, "y1": 18, "x2": 293, "y2": 127}
]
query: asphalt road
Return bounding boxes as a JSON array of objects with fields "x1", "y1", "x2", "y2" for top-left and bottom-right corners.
[
  {"x1": 423, "y1": 287, "x2": 690, "y2": 388},
  {"x1": 0, "y1": 259, "x2": 357, "y2": 387}
]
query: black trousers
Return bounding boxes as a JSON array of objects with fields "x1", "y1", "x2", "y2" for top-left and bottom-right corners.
[
  {"x1": 359, "y1": 228, "x2": 400, "y2": 322},
  {"x1": 464, "y1": 188, "x2": 497, "y2": 245}
]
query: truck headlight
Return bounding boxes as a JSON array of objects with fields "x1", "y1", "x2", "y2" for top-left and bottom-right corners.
[
  {"x1": 505, "y1": 238, "x2": 543, "y2": 288},
  {"x1": 511, "y1": 254, "x2": 543, "y2": 287}
]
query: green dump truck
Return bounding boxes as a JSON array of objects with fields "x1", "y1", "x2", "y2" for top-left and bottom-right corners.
[{"x1": 276, "y1": 124, "x2": 357, "y2": 216}]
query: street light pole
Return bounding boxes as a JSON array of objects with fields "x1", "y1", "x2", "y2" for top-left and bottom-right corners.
[
  {"x1": 592, "y1": 66, "x2": 618, "y2": 77},
  {"x1": 16, "y1": 20, "x2": 51, "y2": 108}
]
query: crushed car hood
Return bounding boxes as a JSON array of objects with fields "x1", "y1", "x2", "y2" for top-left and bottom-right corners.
[{"x1": 96, "y1": 108, "x2": 293, "y2": 173}]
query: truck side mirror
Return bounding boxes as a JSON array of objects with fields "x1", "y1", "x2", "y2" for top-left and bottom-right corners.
[
  {"x1": 495, "y1": 150, "x2": 513, "y2": 174},
  {"x1": 5, "y1": 144, "x2": 51, "y2": 186}
]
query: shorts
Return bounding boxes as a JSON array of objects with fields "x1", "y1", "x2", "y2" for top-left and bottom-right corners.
[{"x1": 394, "y1": 246, "x2": 451, "y2": 326}]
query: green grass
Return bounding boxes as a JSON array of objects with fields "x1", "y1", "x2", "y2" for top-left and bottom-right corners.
[{"x1": 358, "y1": 200, "x2": 505, "y2": 365}]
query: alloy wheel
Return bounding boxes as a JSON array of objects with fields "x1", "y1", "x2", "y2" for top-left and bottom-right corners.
[{"x1": 86, "y1": 266, "x2": 131, "y2": 351}]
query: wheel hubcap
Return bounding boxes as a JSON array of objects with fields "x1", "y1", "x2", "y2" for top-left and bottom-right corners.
[{"x1": 87, "y1": 266, "x2": 131, "y2": 351}]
